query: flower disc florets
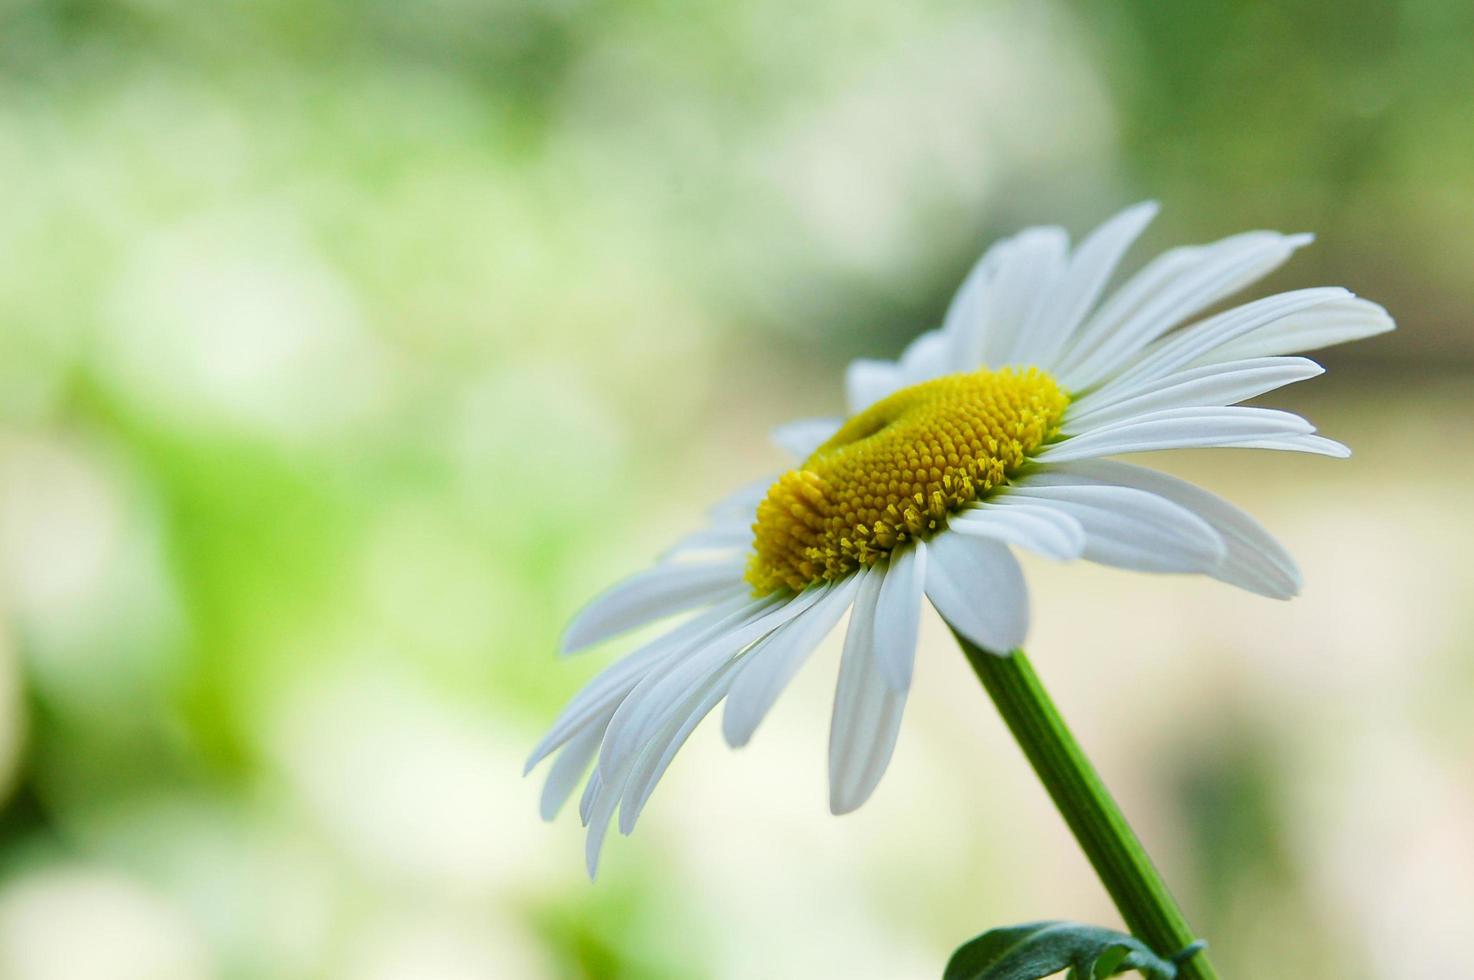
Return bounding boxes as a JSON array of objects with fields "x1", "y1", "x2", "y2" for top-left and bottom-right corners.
[{"x1": 746, "y1": 367, "x2": 1068, "y2": 594}]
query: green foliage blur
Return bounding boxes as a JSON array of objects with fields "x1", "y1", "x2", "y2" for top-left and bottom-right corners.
[{"x1": 0, "y1": 1, "x2": 1469, "y2": 978}]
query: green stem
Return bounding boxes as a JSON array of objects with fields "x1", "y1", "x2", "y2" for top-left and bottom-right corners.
[{"x1": 953, "y1": 630, "x2": 1220, "y2": 980}]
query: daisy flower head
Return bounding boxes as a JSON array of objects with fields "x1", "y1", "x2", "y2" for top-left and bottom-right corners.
[{"x1": 529, "y1": 202, "x2": 1394, "y2": 875}]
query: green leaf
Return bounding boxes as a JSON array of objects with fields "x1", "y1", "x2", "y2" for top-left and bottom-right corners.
[
  {"x1": 943, "y1": 921, "x2": 1180, "y2": 980},
  {"x1": 1085, "y1": 944, "x2": 1132, "y2": 977}
]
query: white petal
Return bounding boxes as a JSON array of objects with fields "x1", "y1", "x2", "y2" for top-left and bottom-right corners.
[
  {"x1": 898, "y1": 329, "x2": 953, "y2": 385},
  {"x1": 1008, "y1": 202, "x2": 1159, "y2": 368},
  {"x1": 560, "y1": 559, "x2": 748, "y2": 654},
  {"x1": 1035, "y1": 406, "x2": 1317, "y2": 462},
  {"x1": 980, "y1": 227, "x2": 1070, "y2": 367},
  {"x1": 660, "y1": 523, "x2": 752, "y2": 560},
  {"x1": 942, "y1": 238, "x2": 1012, "y2": 371},
  {"x1": 1055, "y1": 243, "x2": 1209, "y2": 376},
  {"x1": 1064, "y1": 357, "x2": 1324, "y2": 431},
  {"x1": 586, "y1": 650, "x2": 740, "y2": 869},
  {"x1": 722, "y1": 577, "x2": 859, "y2": 748},
  {"x1": 1060, "y1": 232, "x2": 1314, "y2": 389},
  {"x1": 578, "y1": 767, "x2": 602, "y2": 827},
  {"x1": 771, "y1": 417, "x2": 843, "y2": 460},
  {"x1": 872, "y1": 542, "x2": 927, "y2": 692},
  {"x1": 999, "y1": 483, "x2": 1225, "y2": 573},
  {"x1": 617, "y1": 661, "x2": 740, "y2": 834},
  {"x1": 949, "y1": 503, "x2": 1087, "y2": 561},
  {"x1": 846, "y1": 358, "x2": 903, "y2": 414},
  {"x1": 924, "y1": 532, "x2": 1029, "y2": 654},
  {"x1": 1234, "y1": 434, "x2": 1350, "y2": 458},
  {"x1": 584, "y1": 777, "x2": 619, "y2": 877},
  {"x1": 528, "y1": 593, "x2": 754, "y2": 773},
  {"x1": 1195, "y1": 297, "x2": 1394, "y2": 363},
  {"x1": 539, "y1": 710, "x2": 611, "y2": 821},
  {"x1": 597, "y1": 589, "x2": 825, "y2": 781},
  {"x1": 707, "y1": 474, "x2": 776, "y2": 522},
  {"x1": 580, "y1": 601, "x2": 780, "y2": 875},
  {"x1": 1030, "y1": 460, "x2": 1301, "y2": 597},
  {"x1": 827, "y1": 568, "x2": 908, "y2": 815},
  {"x1": 1094, "y1": 288, "x2": 1347, "y2": 395}
]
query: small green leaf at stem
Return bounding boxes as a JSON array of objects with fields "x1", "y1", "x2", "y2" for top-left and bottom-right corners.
[
  {"x1": 1083, "y1": 944, "x2": 1132, "y2": 978},
  {"x1": 944, "y1": 920, "x2": 1180, "y2": 980}
]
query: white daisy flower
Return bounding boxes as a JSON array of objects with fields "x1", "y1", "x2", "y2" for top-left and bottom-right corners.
[{"x1": 528, "y1": 202, "x2": 1394, "y2": 875}]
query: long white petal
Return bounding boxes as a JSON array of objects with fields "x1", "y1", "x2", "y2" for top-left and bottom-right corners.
[
  {"x1": 560, "y1": 559, "x2": 748, "y2": 654},
  {"x1": 846, "y1": 358, "x2": 903, "y2": 413},
  {"x1": 539, "y1": 710, "x2": 612, "y2": 821},
  {"x1": 980, "y1": 227, "x2": 1070, "y2": 367},
  {"x1": 1008, "y1": 202, "x2": 1159, "y2": 368},
  {"x1": 586, "y1": 653, "x2": 740, "y2": 871},
  {"x1": 707, "y1": 474, "x2": 776, "y2": 523},
  {"x1": 617, "y1": 661, "x2": 741, "y2": 834},
  {"x1": 1055, "y1": 243, "x2": 1209, "y2": 376},
  {"x1": 1094, "y1": 288, "x2": 1347, "y2": 395},
  {"x1": 828, "y1": 568, "x2": 908, "y2": 815},
  {"x1": 578, "y1": 767, "x2": 602, "y2": 827},
  {"x1": 949, "y1": 503, "x2": 1087, "y2": 561},
  {"x1": 584, "y1": 777, "x2": 618, "y2": 876},
  {"x1": 1064, "y1": 357, "x2": 1324, "y2": 431},
  {"x1": 924, "y1": 532, "x2": 1029, "y2": 654},
  {"x1": 1035, "y1": 406, "x2": 1316, "y2": 462},
  {"x1": 660, "y1": 524, "x2": 752, "y2": 561},
  {"x1": 998, "y1": 484, "x2": 1225, "y2": 573},
  {"x1": 583, "y1": 607, "x2": 778, "y2": 872},
  {"x1": 772, "y1": 417, "x2": 843, "y2": 460},
  {"x1": 528, "y1": 593, "x2": 755, "y2": 773},
  {"x1": 1234, "y1": 434, "x2": 1350, "y2": 457},
  {"x1": 1193, "y1": 296, "x2": 1394, "y2": 363},
  {"x1": 1029, "y1": 461, "x2": 1300, "y2": 597},
  {"x1": 872, "y1": 542, "x2": 927, "y2": 692},
  {"x1": 722, "y1": 577, "x2": 859, "y2": 748},
  {"x1": 897, "y1": 329, "x2": 952, "y2": 385},
  {"x1": 942, "y1": 237, "x2": 1012, "y2": 371},
  {"x1": 597, "y1": 588, "x2": 825, "y2": 781},
  {"x1": 1061, "y1": 232, "x2": 1314, "y2": 389}
]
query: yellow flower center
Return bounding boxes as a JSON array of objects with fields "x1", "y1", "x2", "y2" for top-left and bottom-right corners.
[{"x1": 746, "y1": 367, "x2": 1069, "y2": 594}]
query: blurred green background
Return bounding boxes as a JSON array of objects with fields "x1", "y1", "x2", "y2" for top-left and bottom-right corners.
[{"x1": 0, "y1": 1, "x2": 1470, "y2": 977}]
